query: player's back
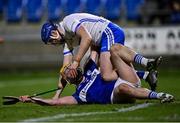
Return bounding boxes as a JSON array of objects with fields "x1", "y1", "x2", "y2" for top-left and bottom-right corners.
[{"x1": 62, "y1": 13, "x2": 110, "y2": 46}]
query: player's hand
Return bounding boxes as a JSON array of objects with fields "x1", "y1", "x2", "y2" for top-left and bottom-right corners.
[
  {"x1": 19, "y1": 95, "x2": 31, "y2": 102},
  {"x1": 67, "y1": 61, "x2": 79, "y2": 78},
  {"x1": 66, "y1": 67, "x2": 77, "y2": 79},
  {"x1": 50, "y1": 30, "x2": 60, "y2": 40}
]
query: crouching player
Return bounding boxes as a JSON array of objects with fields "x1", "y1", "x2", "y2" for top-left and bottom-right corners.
[{"x1": 19, "y1": 48, "x2": 174, "y2": 105}]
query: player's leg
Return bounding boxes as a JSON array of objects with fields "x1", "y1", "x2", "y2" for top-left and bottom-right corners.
[
  {"x1": 110, "y1": 44, "x2": 162, "y2": 71},
  {"x1": 136, "y1": 70, "x2": 158, "y2": 91},
  {"x1": 112, "y1": 79, "x2": 174, "y2": 104},
  {"x1": 99, "y1": 22, "x2": 159, "y2": 82},
  {"x1": 128, "y1": 63, "x2": 155, "y2": 84},
  {"x1": 110, "y1": 44, "x2": 160, "y2": 90},
  {"x1": 99, "y1": 52, "x2": 118, "y2": 81},
  {"x1": 97, "y1": 29, "x2": 141, "y2": 84},
  {"x1": 99, "y1": 22, "x2": 125, "y2": 81},
  {"x1": 136, "y1": 71, "x2": 149, "y2": 80},
  {"x1": 110, "y1": 48, "x2": 140, "y2": 85},
  {"x1": 99, "y1": 51, "x2": 148, "y2": 84},
  {"x1": 118, "y1": 53, "x2": 157, "y2": 90},
  {"x1": 103, "y1": 24, "x2": 160, "y2": 88},
  {"x1": 117, "y1": 50, "x2": 158, "y2": 91}
]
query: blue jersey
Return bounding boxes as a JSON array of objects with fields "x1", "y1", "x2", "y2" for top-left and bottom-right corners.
[{"x1": 72, "y1": 59, "x2": 116, "y2": 104}]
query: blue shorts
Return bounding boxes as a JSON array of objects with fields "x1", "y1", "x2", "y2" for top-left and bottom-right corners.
[{"x1": 100, "y1": 22, "x2": 125, "y2": 52}]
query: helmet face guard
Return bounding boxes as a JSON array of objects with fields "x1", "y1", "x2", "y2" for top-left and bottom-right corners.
[
  {"x1": 60, "y1": 64, "x2": 83, "y2": 85},
  {"x1": 41, "y1": 21, "x2": 65, "y2": 45}
]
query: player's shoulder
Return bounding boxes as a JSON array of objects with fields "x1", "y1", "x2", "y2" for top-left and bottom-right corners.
[
  {"x1": 63, "y1": 13, "x2": 82, "y2": 20},
  {"x1": 64, "y1": 13, "x2": 76, "y2": 19},
  {"x1": 84, "y1": 59, "x2": 98, "y2": 73},
  {"x1": 63, "y1": 13, "x2": 101, "y2": 21}
]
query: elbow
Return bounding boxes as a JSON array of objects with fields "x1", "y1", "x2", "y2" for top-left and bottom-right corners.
[
  {"x1": 86, "y1": 36, "x2": 92, "y2": 44},
  {"x1": 50, "y1": 99, "x2": 61, "y2": 106},
  {"x1": 82, "y1": 33, "x2": 92, "y2": 43}
]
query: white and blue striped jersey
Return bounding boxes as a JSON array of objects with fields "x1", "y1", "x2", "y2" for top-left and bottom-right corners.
[
  {"x1": 72, "y1": 59, "x2": 117, "y2": 104},
  {"x1": 60, "y1": 13, "x2": 110, "y2": 46},
  {"x1": 60, "y1": 13, "x2": 125, "y2": 54}
]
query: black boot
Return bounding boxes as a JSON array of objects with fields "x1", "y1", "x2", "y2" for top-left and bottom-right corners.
[
  {"x1": 145, "y1": 70, "x2": 158, "y2": 91},
  {"x1": 146, "y1": 56, "x2": 162, "y2": 71}
]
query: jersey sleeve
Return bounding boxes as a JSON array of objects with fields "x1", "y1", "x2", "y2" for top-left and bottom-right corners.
[
  {"x1": 72, "y1": 92, "x2": 84, "y2": 104},
  {"x1": 63, "y1": 43, "x2": 72, "y2": 56},
  {"x1": 63, "y1": 15, "x2": 81, "y2": 33}
]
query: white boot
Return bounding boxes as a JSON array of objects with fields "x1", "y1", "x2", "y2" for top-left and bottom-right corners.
[{"x1": 157, "y1": 92, "x2": 174, "y2": 103}]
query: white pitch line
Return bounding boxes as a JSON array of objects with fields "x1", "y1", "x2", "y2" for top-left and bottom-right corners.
[{"x1": 20, "y1": 103, "x2": 154, "y2": 123}]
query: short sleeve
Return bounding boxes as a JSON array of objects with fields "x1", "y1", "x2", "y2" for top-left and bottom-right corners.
[
  {"x1": 63, "y1": 15, "x2": 81, "y2": 33},
  {"x1": 72, "y1": 92, "x2": 84, "y2": 104},
  {"x1": 63, "y1": 43, "x2": 72, "y2": 56}
]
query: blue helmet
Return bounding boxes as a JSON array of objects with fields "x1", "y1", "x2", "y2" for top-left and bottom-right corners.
[{"x1": 41, "y1": 22, "x2": 57, "y2": 44}]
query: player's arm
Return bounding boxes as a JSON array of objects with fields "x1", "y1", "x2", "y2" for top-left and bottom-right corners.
[
  {"x1": 53, "y1": 77, "x2": 67, "y2": 99},
  {"x1": 63, "y1": 43, "x2": 73, "y2": 65},
  {"x1": 31, "y1": 96, "x2": 78, "y2": 106},
  {"x1": 62, "y1": 16, "x2": 92, "y2": 77},
  {"x1": 20, "y1": 96, "x2": 78, "y2": 106},
  {"x1": 63, "y1": 15, "x2": 92, "y2": 68},
  {"x1": 71, "y1": 25, "x2": 92, "y2": 68},
  {"x1": 53, "y1": 43, "x2": 73, "y2": 99}
]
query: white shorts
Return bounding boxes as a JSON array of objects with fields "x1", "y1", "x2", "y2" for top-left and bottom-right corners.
[{"x1": 110, "y1": 78, "x2": 141, "y2": 103}]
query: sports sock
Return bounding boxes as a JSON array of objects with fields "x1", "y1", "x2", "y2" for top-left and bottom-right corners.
[
  {"x1": 148, "y1": 91, "x2": 158, "y2": 99},
  {"x1": 136, "y1": 71, "x2": 149, "y2": 80},
  {"x1": 134, "y1": 54, "x2": 149, "y2": 67}
]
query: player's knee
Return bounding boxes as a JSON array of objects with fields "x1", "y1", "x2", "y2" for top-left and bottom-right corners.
[
  {"x1": 118, "y1": 84, "x2": 132, "y2": 94},
  {"x1": 110, "y1": 45, "x2": 118, "y2": 55},
  {"x1": 102, "y1": 73, "x2": 113, "y2": 81},
  {"x1": 113, "y1": 84, "x2": 136, "y2": 104},
  {"x1": 102, "y1": 76, "x2": 111, "y2": 81},
  {"x1": 110, "y1": 44, "x2": 123, "y2": 53},
  {"x1": 110, "y1": 48, "x2": 118, "y2": 59},
  {"x1": 110, "y1": 44, "x2": 124, "y2": 58}
]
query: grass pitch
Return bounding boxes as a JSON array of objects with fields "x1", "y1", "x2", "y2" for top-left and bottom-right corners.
[{"x1": 0, "y1": 69, "x2": 180, "y2": 122}]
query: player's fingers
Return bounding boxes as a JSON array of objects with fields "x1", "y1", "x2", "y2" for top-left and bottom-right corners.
[
  {"x1": 19, "y1": 95, "x2": 29, "y2": 102},
  {"x1": 50, "y1": 35, "x2": 55, "y2": 39},
  {"x1": 72, "y1": 71, "x2": 77, "y2": 78},
  {"x1": 51, "y1": 30, "x2": 57, "y2": 35},
  {"x1": 19, "y1": 96, "x2": 25, "y2": 102},
  {"x1": 68, "y1": 70, "x2": 75, "y2": 78},
  {"x1": 50, "y1": 35, "x2": 58, "y2": 40},
  {"x1": 50, "y1": 31, "x2": 59, "y2": 39},
  {"x1": 68, "y1": 69, "x2": 77, "y2": 78},
  {"x1": 72, "y1": 69, "x2": 78, "y2": 78},
  {"x1": 51, "y1": 32, "x2": 57, "y2": 37}
]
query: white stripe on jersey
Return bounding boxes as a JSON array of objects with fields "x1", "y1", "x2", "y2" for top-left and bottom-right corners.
[
  {"x1": 79, "y1": 69, "x2": 100, "y2": 102},
  {"x1": 104, "y1": 27, "x2": 115, "y2": 50}
]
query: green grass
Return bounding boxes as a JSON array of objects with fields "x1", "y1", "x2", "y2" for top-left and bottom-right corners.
[{"x1": 0, "y1": 69, "x2": 180, "y2": 122}]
